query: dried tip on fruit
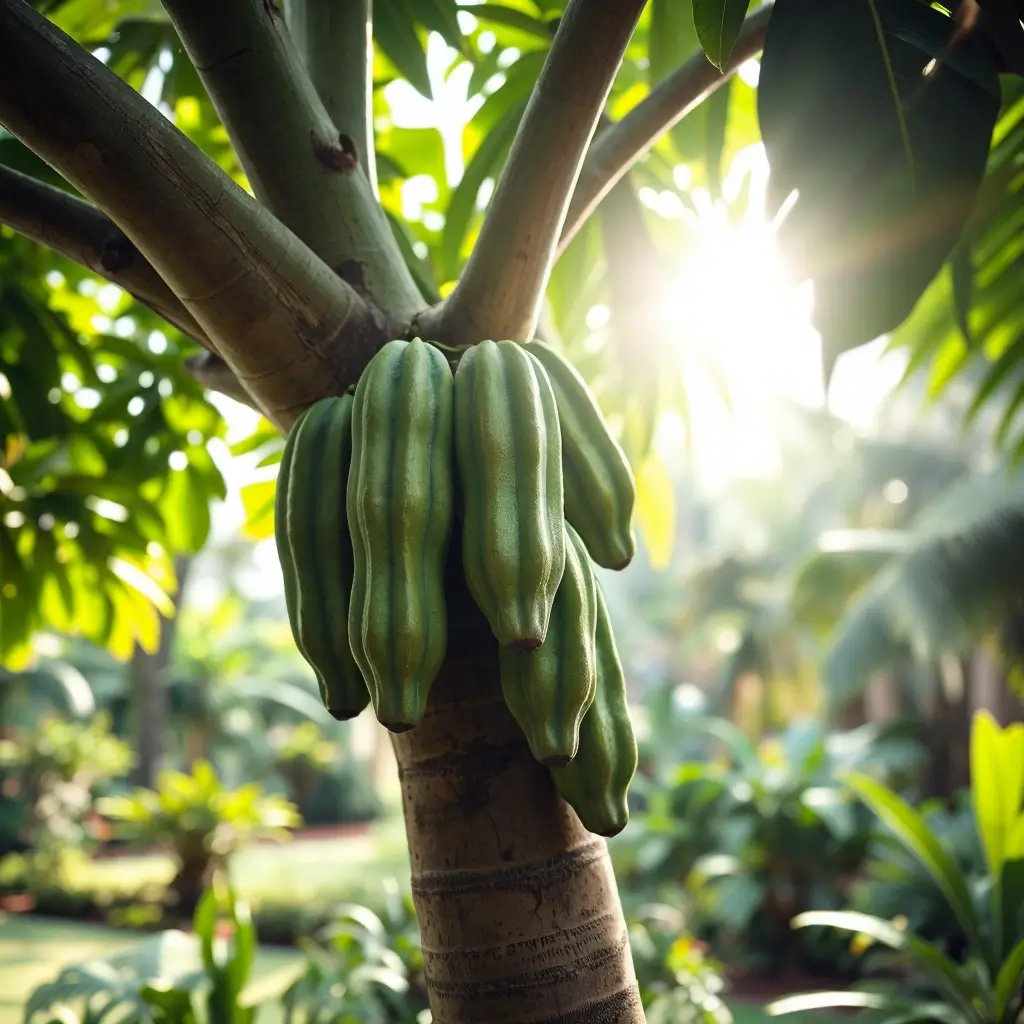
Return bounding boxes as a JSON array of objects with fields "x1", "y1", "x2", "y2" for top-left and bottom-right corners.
[
  {"x1": 327, "y1": 706, "x2": 364, "y2": 722},
  {"x1": 542, "y1": 753, "x2": 574, "y2": 769},
  {"x1": 505, "y1": 635, "x2": 543, "y2": 653},
  {"x1": 598, "y1": 818, "x2": 628, "y2": 838},
  {"x1": 382, "y1": 720, "x2": 417, "y2": 735}
]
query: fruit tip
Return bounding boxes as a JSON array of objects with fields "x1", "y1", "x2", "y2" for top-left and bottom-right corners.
[{"x1": 504, "y1": 634, "x2": 543, "y2": 653}]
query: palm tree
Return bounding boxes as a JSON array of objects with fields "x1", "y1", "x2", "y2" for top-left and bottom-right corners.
[{"x1": 791, "y1": 467, "x2": 1024, "y2": 793}]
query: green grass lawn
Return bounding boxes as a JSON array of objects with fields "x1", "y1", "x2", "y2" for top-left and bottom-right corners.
[
  {"x1": 71, "y1": 812, "x2": 412, "y2": 910},
  {"x1": 0, "y1": 915, "x2": 304, "y2": 1024},
  {"x1": 0, "y1": 911, "x2": 846, "y2": 1024},
  {"x1": 0, "y1": 813, "x2": 847, "y2": 1023},
  {"x1": 0, "y1": 815, "x2": 411, "y2": 1022}
]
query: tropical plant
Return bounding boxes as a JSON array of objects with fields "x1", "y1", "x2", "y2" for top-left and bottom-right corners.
[
  {"x1": 887, "y1": 77, "x2": 1024, "y2": 462},
  {"x1": 23, "y1": 880, "x2": 271, "y2": 1024},
  {"x1": 2, "y1": 0, "x2": 1022, "y2": 1018},
  {"x1": 793, "y1": 468, "x2": 1024, "y2": 710},
  {"x1": 281, "y1": 894, "x2": 427, "y2": 1024},
  {"x1": 270, "y1": 722, "x2": 379, "y2": 827},
  {"x1": 0, "y1": 711, "x2": 133, "y2": 853},
  {"x1": 767, "y1": 710, "x2": 1024, "y2": 1024},
  {"x1": 850, "y1": 789, "x2": 985, "y2": 965},
  {"x1": 97, "y1": 760, "x2": 301, "y2": 915},
  {"x1": 618, "y1": 714, "x2": 926, "y2": 972},
  {"x1": 628, "y1": 902, "x2": 733, "y2": 1024}
]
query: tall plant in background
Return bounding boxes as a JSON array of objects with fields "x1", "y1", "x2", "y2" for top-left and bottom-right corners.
[
  {"x1": 1, "y1": 0, "x2": 1020, "y2": 1019},
  {"x1": 24, "y1": 880, "x2": 268, "y2": 1023},
  {"x1": 618, "y1": 712, "x2": 925, "y2": 973},
  {"x1": 0, "y1": 712, "x2": 133, "y2": 854},
  {"x1": 97, "y1": 760, "x2": 300, "y2": 916},
  {"x1": 768, "y1": 711, "x2": 1024, "y2": 1024}
]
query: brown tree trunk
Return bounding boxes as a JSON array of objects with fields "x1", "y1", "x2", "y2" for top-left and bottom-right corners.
[
  {"x1": 392, "y1": 560, "x2": 644, "y2": 1024},
  {"x1": 129, "y1": 555, "x2": 193, "y2": 788}
]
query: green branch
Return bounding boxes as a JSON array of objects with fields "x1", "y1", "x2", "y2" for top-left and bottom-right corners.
[
  {"x1": 285, "y1": 0, "x2": 376, "y2": 193},
  {"x1": 418, "y1": 0, "x2": 648, "y2": 346},
  {"x1": 0, "y1": 163, "x2": 209, "y2": 347},
  {"x1": 558, "y1": 2, "x2": 774, "y2": 259},
  {"x1": 162, "y1": 0, "x2": 420, "y2": 324},
  {"x1": 0, "y1": 0, "x2": 387, "y2": 433}
]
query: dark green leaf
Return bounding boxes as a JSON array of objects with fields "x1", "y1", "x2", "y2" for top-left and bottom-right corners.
[
  {"x1": 693, "y1": 0, "x2": 752, "y2": 70},
  {"x1": 441, "y1": 98, "x2": 526, "y2": 278}
]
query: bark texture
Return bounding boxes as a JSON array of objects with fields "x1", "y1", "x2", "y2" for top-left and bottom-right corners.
[{"x1": 392, "y1": 556, "x2": 643, "y2": 1024}]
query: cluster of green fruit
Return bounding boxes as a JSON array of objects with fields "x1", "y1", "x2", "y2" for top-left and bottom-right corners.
[{"x1": 274, "y1": 337, "x2": 638, "y2": 837}]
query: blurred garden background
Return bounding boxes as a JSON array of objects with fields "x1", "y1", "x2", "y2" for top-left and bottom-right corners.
[{"x1": 3, "y1": 0, "x2": 1024, "y2": 1022}]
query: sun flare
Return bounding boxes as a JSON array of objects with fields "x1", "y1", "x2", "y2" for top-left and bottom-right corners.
[{"x1": 638, "y1": 145, "x2": 906, "y2": 492}]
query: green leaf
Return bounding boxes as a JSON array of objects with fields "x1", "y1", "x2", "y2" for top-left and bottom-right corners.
[
  {"x1": 693, "y1": 0, "x2": 752, "y2": 70},
  {"x1": 994, "y1": 936, "x2": 1024, "y2": 1019},
  {"x1": 971, "y1": 711, "x2": 1024, "y2": 891},
  {"x1": 766, "y1": 992, "x2": 888, "y2": 1016},
  {"x1": 950, "y1": 241, "x2": 976, "y2": 347},
  {"x1": 840, "y1": 769, "x2": 986, "y2": 962},
  {"x1": 791, "y1": 910, "x2": 983, "y2": 1020},
  {"x1": 634, "y1": 452, "x2": 676, "y2": 572},
  {"x1": 415, "y1": 0, "x2": 474, "y2": 59},
  {"x1": 161, "y1": 468, "x2": 211, "y2": 554},
  {"x1": 386, "y1": 210, "x2": 442, "y2": 304},
  {"x1": 758, "y1": 0, "x2": 1002, "y2": 359},
  {"x1": 441, "y1": 98, "x2": 526, "y2": 278},
  {"x1": 648, "y1": 0, "x2": 699, "y2": 83},
  {"x1": 375, "y1": 4, "x2": 432, "y2": 98},
  {"x1": 469, "y1": 4, "x2": 553, "y2": 41},
  {"x1": 239, "y1": 477, "x2": 277, "y2": 543}
]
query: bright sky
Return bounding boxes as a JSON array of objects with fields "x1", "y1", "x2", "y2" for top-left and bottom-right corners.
[{"x1": 202, "y1": 30, "x2": 908, "y2": 594}]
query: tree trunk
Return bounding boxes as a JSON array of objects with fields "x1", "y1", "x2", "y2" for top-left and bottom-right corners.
[
  {"x1": 129, "y1": 555, "x2": 193, "y2": 788},
  {"x1": 392, "y1": 555, "x2": 644, "y2": 1024}
]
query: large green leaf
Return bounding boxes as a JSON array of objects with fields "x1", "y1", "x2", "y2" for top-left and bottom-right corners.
[
  {"x1": 971, "y1": 711, "x2": 1024, "y2": 889},
  {"x1": 820, "y1": 470, "x2": 1024, "y2": 700},
  {"x1": 791, "y1": 910, "x2": 983, "y2": 1020},
  {"x1": 994, "y1": 936, "x2": 1024, "y2": 1020},
  {"x1": 890, "y1": 82, "x2": 1024, "y2": 462},
  {"x1": 840, "y1": 769, "x2": 986, "y2": 962},
  {"x1": 758, "y1": 0, "x2": 1002, "y2": 376},
  {"x1": 693, "y1": 0, "x2": 753, "y2": 70},
  {"x1": 441, "y1": 98, "x2": 527, "y2": 279}
]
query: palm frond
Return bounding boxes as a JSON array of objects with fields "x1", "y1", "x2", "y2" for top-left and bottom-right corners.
[
  {"x1": 822, "y1": 470, "x2": 1024, "y2": 704},
  {"x1": 890, "y1": 79, "x2": 1024, "y2": 458},
  {"x1": 790, "y1": 529, "x2": 915, "y2": 636},
  {"x1": 823, "y1": 593, "x2": 911, "y2": 709}
]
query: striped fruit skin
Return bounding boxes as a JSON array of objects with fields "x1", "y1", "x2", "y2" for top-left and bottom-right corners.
[
  {"x1": 347, "y1": 338, "x2": 455, "y2": 733},
  {"x1": 275, "y1": 395, "x2": 370, "y2": 721},
  {"x1": 550, "y1": 581, "x2": 638, "y2": 837},
  {"x1": 454, "y1": 340, "x2": 566, "y2": 651},
  {"x1": 498, "y1": 522, "x2": 598, "y2": 767},
  {"x1": 523, "y1": 341, "x2": 636, "y2": 571}
]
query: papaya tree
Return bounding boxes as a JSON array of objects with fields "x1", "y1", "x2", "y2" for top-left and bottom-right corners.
[{"x1": 0, "y1": 0, "x2": 1020, "y2": 1021}]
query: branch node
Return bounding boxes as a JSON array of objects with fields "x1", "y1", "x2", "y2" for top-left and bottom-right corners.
[
  {"x1": 335, "y1": 258, "x2": 367, "y2": 294},
  {"x1": 99, "y1": 231, "x2": 136, "y2": 274},
  {"x1": 310, "y1": 129, "x2": 359, "y2": 172}
]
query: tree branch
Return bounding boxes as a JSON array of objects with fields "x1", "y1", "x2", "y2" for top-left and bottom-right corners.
[
  {"x1": 417, "y1": 0, "x2": 647, "y2": 347},
  {"x1": 0, "y1": 163, "x2": 210, "y2": 347},
  {"x1": 161, "y1": 0, "x2": 420, "y2": 323},
  {"x1": 285, "y1": 0, "x2": 376, "y2": 194},
  {"x1": 558, "y1": 2, "x2": 774, "y2": 259},
  {"x1": 0, "y1": 163, "x2": 256, "y2": 409},
  {"x1": 184, "y1": 352, "x2": 256, "y2": 407},
  {"x1": 0, "y1": 0, "x2": 388, "y2": 433}
]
